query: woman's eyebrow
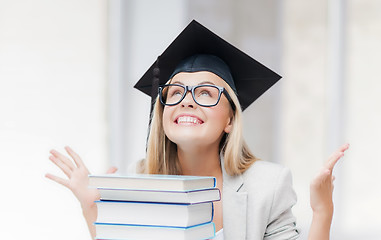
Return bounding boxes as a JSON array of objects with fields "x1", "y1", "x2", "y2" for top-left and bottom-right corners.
[
  {"x1": 198, "y1": 81, "x2": 215, "y2": 85},
  {"x1": 171, "y1": 80, "x2": 184, "y2": 85},
  {"x1": 171, "y1": 80, "x2": 216, "y2": 85}
]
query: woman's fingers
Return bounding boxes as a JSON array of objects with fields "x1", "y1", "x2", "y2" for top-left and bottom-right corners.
[
  {"x1": 65, "y1": 146, "x2": 85, "y2": 168},
  {"x1": 338, "y1": 143, "x2": 350, "y2": 152},
  {"x1": 50, "y1": 149, "x2": 75, "y2": 170},
  {"x1": 49, "y1": 155, "x2": 72, "y2": 178},
  {"x1": 325, "y1": 151, "x2": 343, "y2": 172},
  {"x1": 45, "y1": 173, "x2": 69, "y2": 188},
  {"x1": 106, "y1": 166, "x2": 118, "y2": 174},
  {"x1": 326, "y1": 143, "x2": 349, "y2": 161},
  {"x1": 325, "y1": 143, "x2": 350, "y2": 171}
]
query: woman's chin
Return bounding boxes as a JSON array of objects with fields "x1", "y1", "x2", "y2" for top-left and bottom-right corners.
[
  {"x1": 168, "y1": 134, "x2": 203, "y2": 146},
  {"x1": 164, "y1": 123, "x2": 223, "y2": 149}
]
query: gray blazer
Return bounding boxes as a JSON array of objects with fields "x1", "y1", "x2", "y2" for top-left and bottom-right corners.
[{"x1": 222, "y1": 160, "x2": 299, "y2": 240}]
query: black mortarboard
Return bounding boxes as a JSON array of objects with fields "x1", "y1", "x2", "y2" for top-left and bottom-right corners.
[{"x1": 134, "y1": 20, "x2": 281, "y2": 111}]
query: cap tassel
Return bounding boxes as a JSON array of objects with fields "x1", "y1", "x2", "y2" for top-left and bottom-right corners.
[
  {"x1": 146, "y1": 56, "x2": 160, "y2": 149},
  {"x1": 150, "y1": 56, "x2": 160, "y2": 116}
]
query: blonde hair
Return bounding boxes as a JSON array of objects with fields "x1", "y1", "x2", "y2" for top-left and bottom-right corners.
[{"x1": 142, "y1": 81, "x2": 259, "y2": 176}]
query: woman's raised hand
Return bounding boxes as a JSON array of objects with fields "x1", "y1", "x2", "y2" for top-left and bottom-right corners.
[
  {"x1": 310, "y1": 143, "x2": 349, "y2": 214},
  {"x1": 46, "y1": 146, "x2": 118, "y2": 208},
  {"x1": 45, "y1": 146, "x2": 117, "y2": 239},
  {"x1": 308, "y1": 143, "x2": 349, "y2": 240}
]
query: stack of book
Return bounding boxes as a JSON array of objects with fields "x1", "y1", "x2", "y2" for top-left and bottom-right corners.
[{"x1": 89, "y1": 174, "x2": 221, "y2": 240}]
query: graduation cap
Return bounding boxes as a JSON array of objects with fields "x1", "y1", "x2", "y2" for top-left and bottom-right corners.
[{"x1": 134, "y1": 20, "x2": 281, "y2": 112}]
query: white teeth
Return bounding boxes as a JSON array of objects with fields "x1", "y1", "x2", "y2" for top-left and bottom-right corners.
[{"x1": 178, "y1": 116, "x2": 201, "y2": 124}]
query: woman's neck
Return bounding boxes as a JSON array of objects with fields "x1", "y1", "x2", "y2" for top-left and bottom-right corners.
[{"x1": 177, "y1": 145, "x2": 222, "y2": 177}]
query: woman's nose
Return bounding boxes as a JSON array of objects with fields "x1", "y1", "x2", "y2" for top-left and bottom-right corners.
[{"x1": 181, "y1": 91, "x2": 195, "y2": 108}]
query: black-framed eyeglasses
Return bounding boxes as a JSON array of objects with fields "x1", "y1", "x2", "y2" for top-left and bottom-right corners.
[{"x1": 158, "y1": 84, "x2": 236, "y2": 111}]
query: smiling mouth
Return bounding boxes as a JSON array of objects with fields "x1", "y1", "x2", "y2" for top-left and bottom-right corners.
[{"x1": 176, "y1": 116, "x2": 203, "y2": 125}]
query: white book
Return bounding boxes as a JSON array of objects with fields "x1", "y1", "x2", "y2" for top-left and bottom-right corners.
[
  {"x1": 89, "y1": 174, "x2": 216, "y2": 191},
  {"x1": 94, "y1": 222, "x2": 215, "y2": 240},
  {"x1": 96, "y1": 201, "x2": 214, "y2": 227},
  {"x1": 98, "y1": 187, "x2": 220, "y2": 204}
]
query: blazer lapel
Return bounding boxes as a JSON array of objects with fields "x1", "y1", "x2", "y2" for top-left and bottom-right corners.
[{"x1": 222, "y1": 167, "x2": 247, "y2": 240}]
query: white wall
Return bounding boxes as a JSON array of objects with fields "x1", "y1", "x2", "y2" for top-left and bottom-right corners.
[{"x1": 0, "y1": 0, "x2": 108, "y2": 239}]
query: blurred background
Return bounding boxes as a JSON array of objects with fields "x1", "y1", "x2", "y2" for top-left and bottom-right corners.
[{"x1": 0, "y1": 0, "x2": 380, "y2": 239}]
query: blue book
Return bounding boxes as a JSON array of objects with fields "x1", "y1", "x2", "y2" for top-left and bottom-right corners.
[
  {"x1": 89, "y1": 174, "x2": 216, "y2": 191},
  {"x1": 95, "y1": 200, "x2": 214, "y2": 228},
  {"x1": 94, "y1": 222, "x2": 216, "y2": 240},
  {"x1": 98, "y1": 187, "x2": 220, "y2": 204}
]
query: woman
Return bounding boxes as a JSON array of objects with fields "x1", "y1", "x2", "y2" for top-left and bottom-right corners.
[{"x1": 46, "y1": 20, "x2": 349, "y2": 239}]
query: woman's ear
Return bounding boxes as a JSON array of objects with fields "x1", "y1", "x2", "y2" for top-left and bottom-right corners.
[{"x1": 224, "y1": 116, "x2": 233, "y2": 133}]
